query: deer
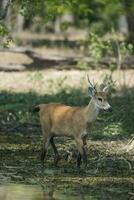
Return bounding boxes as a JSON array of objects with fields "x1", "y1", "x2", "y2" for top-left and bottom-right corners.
[{"x1": 33, "y1": 76, "x2": 113, "y2": 168}]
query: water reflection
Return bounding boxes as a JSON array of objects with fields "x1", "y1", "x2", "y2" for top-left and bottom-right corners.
[
  {"x1": 0, "y1": 178, "x2": 133, "y2": 200},
  {"x1": 0, "y1": 185, "x2": 45, "y2": 200}
]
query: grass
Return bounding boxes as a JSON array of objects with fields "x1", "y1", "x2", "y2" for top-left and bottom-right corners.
[
  {"x1": 0, "y1": 85, "x2": 134, "y2": 139},
  {"x1": 0, "y1": 78, "x2": 134, "y2": 200}
]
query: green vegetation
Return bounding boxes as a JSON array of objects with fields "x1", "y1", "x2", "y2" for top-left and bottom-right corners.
[
  {"x1": 1, "y1": 0, "x2": 134, "y2": 44},
  {"x1": 0, "y1": 0, "x2": 134, "y2": 198},
  {"x1": 77, "y1": 32, "x2": 134, "y2": 70},
  {"x1": 0, "y1": 82, "x2": 133, "y2": 139},
  {"x1": 0, "y1": 81, "x2": 134, "y2": 198}
]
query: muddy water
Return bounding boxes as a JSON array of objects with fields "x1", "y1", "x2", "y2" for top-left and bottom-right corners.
[
  {"x1": 0, "y1": 134, "x2": 134, "y2": 200},
  {"x1": 0, "y1": 178, "x2": 133, "y2": 200}
]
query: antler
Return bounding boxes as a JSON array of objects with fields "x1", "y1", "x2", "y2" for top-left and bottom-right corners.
[
  {"x1": 87, "y1": 74, "x2": 97, "y2": 91},
  {"x1": 102, "y1": 77, "x2": 116, "y2": 92}
]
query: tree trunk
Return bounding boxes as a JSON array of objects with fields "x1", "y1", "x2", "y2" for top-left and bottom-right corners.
[
  {"x1": 15, "y1": 14, "x2": 24, "y2": 33},
  {"x1": 126, "y1": 15, "x2": 134, "y2": 44},
  {"x1": 0, "y1": 0, "x2": 10, "y2": 20}
]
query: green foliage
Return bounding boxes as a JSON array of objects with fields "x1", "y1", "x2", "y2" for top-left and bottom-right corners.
[
  {"x1": 0, "y1": 23, "x2": 8, "y2": 36},
  {"x1": 88, "y1": 33, "x2": 109, "y2": 63},
  {"x1": 27, "y1": 71, "x2": 43, "y2": 82},
  {"x1": 77, "y1": 60, "x2": 89, "y2": 70},
  {"x1": 82, "y1": 32, "x2": 134, "y2": 70},
  {"x1": 9, "y1": 0, "x2": 134, "y2": 32},
  {"x1": 0, "y1": 80, "x2": 133, "y2": 138},
  {"x1": 14, "y1": 0, "x2": 70, "y2": 21},
  {"x1": 119, "y1": 42, "x2": 133, "y2": 57},
  {"x1": 0, "y1": 0, "x2": 134, "y2": 47},
  {"x1": 0, "y1": 23, "x2": 13, "y2": 47}
]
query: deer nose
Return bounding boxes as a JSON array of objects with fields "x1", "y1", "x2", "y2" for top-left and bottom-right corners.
[{"x1": 108, "y1": 107, "x2": 112, "y2": 112}]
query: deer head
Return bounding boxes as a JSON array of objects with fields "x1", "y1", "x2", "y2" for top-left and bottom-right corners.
[{"x1": 87, "y1": 75, "x2": 113, "y2": 112}]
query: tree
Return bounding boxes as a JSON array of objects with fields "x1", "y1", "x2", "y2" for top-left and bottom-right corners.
[
  {"x1": 1, "y1": 0, "x2": 134, "y2": 43},
  {"x1": 123, "y1": 0, "x2": 134, "y2": 43}
]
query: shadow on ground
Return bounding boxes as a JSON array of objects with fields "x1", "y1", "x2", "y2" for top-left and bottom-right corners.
[
  {"x1": 0, "y1": 86, "x2": 134, "y2": 138},
  {"x1": 0, "y1": 86, "x2": 134, "y2": 193}
]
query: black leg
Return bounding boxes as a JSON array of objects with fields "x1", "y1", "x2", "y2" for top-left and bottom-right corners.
[
  {"x1": 40, "y1": 137, "x2": 50, "y2": 166},
  {"x1": 50, "y1": 137, "x2": 60, "y2": 166},
  {"x1": 82, "y1": 147, "x2": 87, "y2": 167},
  {"x1": 77, "y1": 153, "x2": 82, "y2": 168},
  {"x1": 41, "y1": 149, "x2": 47, "y2": 164},
  {"x1": 75, "y1": 136, "x2": 88, "y2": 168},
  {"x1": 82, "y1": 135, "x2": 88, "y2": 167}
]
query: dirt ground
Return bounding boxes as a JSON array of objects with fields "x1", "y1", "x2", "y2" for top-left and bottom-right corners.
[
  {"x1": 0, "y1": 68, "x2": 134, "y2": 171},
  {"x1": 0, "y1": 44, "x2": 134, "y2": 199},
  {"x1": 0, "y1": 76, "x2": 133, "y2": 200},
  {"x1": 1, "y1": 25, "x2": 134, "y2": 200},
  {"x1": 0, "y1": 69, "x2": 134, "y2": 93}
]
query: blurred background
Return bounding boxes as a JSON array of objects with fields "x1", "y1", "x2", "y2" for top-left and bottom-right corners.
[
  {"x1": 0, "y1": 0, "x2": 134, "y2": 72},
  {"x1": 0, "y1": 1, "x2": 134, "y2": 200}
]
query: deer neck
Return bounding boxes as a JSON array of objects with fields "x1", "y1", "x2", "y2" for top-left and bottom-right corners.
[{"x1": 86, "y1": 98, "x2": 99, "y2": 123}]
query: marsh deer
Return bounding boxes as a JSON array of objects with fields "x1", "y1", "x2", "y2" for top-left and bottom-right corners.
[{"x1": 33, "y1": 76, "x2": 113, "y2": 168}]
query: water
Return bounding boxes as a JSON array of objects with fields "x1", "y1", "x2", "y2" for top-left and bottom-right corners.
[
  {"x1": 0, "y1": 134, "x2": 134, "y2": 200},
  {"x1": 0, "y1": 176, "x2": 133, "y2": 200}
]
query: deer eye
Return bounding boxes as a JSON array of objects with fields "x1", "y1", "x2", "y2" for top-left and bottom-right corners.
[{"x1": 98, "y1": 97, "x2": 102, "y2": 102}]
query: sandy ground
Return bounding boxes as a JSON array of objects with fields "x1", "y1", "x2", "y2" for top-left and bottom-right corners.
[{"x1": 0, "y1": 69, "x2": 133, "y2": 94}]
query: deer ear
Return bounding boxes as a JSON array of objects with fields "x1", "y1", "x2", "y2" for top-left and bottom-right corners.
[
  {"x1": 99, "y1": 83, "x2": 105, "y2": 91},
  {"x1": 88, "y1": 87, "x2": 95, "y2": 97}
]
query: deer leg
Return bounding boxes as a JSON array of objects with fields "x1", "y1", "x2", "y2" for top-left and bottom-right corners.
[
  {"x1": 77, "y1": 153, "x2": 82, "y2": 168},
  {"x1": 82, "y1": 135, "x2": 88, "y2": 167},
  {"x1": 41, "y1": 135, "x2": 50, "y2": 165},
  {"x1": 75, "y1": 137, "x2": 86, "y2": 168},
  {"x1": 75, "y1": 136, "x2": 88, "y2": 168},
  {"x1": 50, "y1": 137, "x2": 60, "y2": 166}
]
